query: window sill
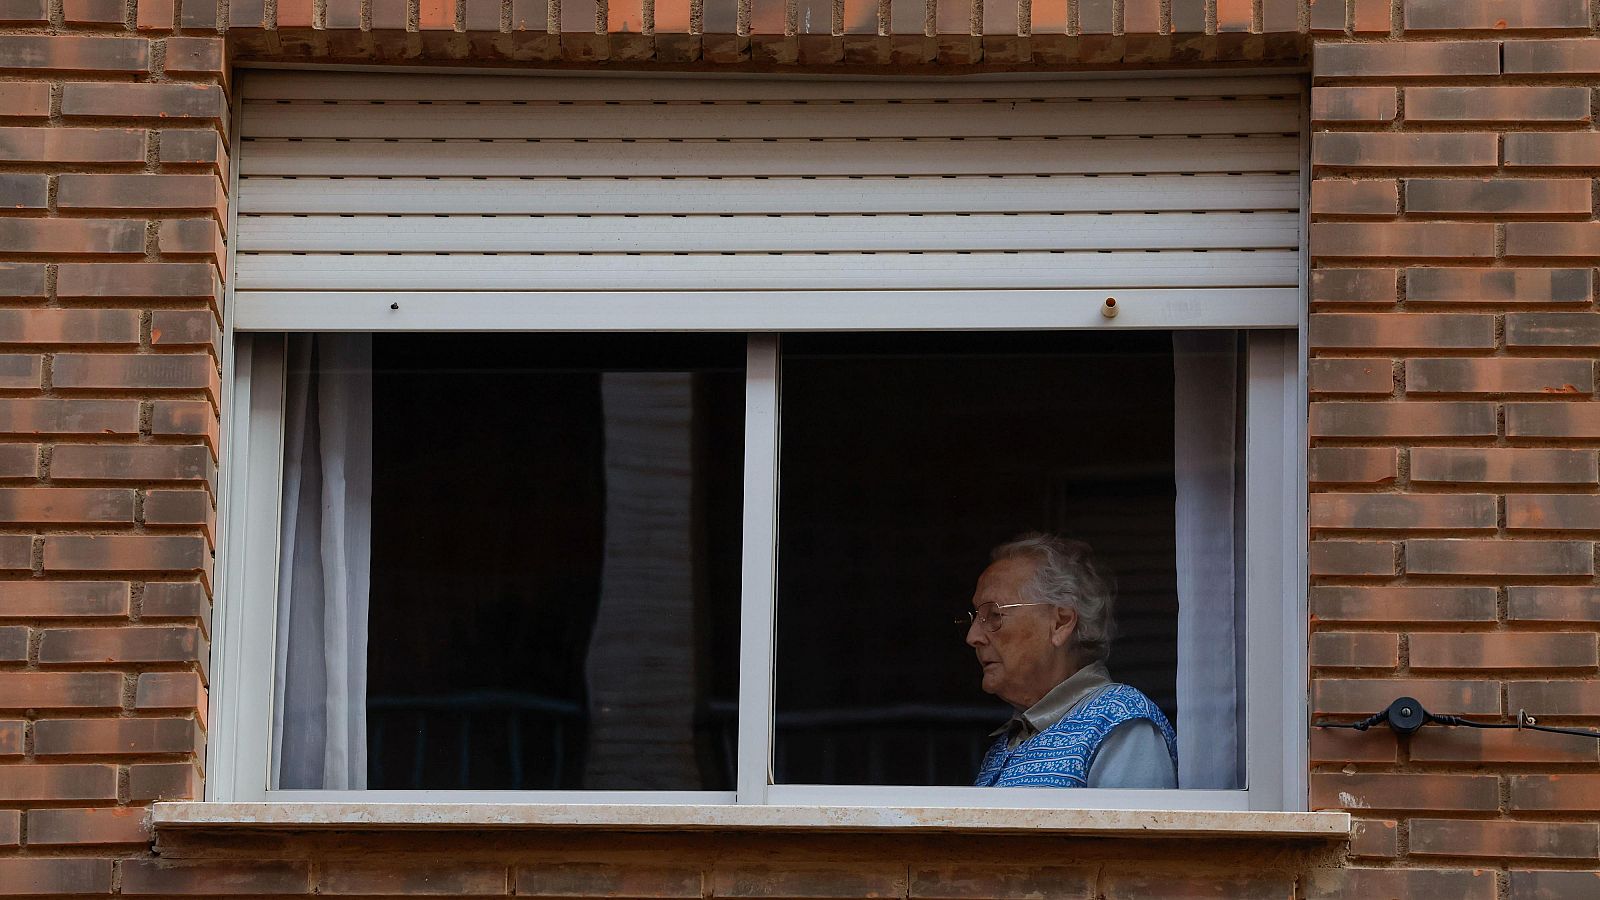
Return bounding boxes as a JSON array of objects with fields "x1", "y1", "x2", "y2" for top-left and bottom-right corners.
[{"x1": 153, "y1": 802, "x2": 1349, "y2": 840}]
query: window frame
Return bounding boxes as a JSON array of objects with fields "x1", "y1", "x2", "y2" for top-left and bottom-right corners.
[{"x1": 207, "y1": 68, "x2": 1309, "y2": 812}]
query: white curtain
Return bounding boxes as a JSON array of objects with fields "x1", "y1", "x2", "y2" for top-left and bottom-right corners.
[
  {"x1": 271, "y1": 334, "x2": 374, "y2": 790},
  {"x1": 1173, "y1": 332, "x2": 1242, "y2": 790}
]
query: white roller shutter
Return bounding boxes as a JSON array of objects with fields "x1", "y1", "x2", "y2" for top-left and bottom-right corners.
[{"x1": 233, "y1": 72, "x2": 1304, "y2": 330}]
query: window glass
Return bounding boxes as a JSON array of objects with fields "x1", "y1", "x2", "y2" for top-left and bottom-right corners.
[
  {"x1": 774, "y1": 331, "x2": 1244, "y2": 789},
  {"x1": 271, "y1": 333, "x2": 745, "y2": 791}
]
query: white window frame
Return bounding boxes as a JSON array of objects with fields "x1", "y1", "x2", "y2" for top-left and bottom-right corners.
[{"x1": 207, "y1": 69, "x2": 1309, "y2": 813}]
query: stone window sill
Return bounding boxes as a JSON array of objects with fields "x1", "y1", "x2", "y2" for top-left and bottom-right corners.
[{"x1": 153, "y1": 803, "x2": 1349, "y2": 839}]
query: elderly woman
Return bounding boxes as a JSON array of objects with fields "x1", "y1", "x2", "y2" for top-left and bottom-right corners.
[{"x1": 964, "y1": 533, "x2": 1178, "y2": 789}]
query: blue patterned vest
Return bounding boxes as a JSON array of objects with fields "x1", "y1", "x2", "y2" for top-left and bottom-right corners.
[{"x1": 974, "y1": 684, "x2": 1178, "y2": 788}]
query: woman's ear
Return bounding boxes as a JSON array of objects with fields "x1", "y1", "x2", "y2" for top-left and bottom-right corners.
[{"x1": 1049, "y1": 606, "x2": 1078, "y2": 648}]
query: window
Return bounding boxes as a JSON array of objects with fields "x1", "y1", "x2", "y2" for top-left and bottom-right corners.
[
  {"x1": 213, "y1": 70, "x2": 1306, "y2": 810},
  {"x1": 215, "y1": 325, "x2": 1300, "y2": 810}
]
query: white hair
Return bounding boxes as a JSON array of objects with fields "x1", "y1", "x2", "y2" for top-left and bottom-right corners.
[{"x1": 990, "y1": 533, "x2": 1117, "y2": 662}]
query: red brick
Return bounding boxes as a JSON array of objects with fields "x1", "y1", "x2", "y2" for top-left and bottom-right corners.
[
  {"x1": 151, "y1": 309, "x2": 220, "y2": 349},
  {"x1": 63, "y1": 0, "x2": 125, "y2": 24},
  {"x1": 1404, "y1": 0, "x2": 1588, "y2": 31},
  {"x1": 1168, "y1": 0, "x2": 1203, "y2": 32},
  {"x1": 1408, "y1": 358, "x2": 1593, "y2": 395},
  {"x1": 121, "y1": 861, "x2": 313, "y2": 896},
  {"x1": 0, "y1": 581, "x2": 130, "y2": 617},
  {"x1": 1509, "y1": 679, "x2": 1600, "y2": 716},
  {"x1": 0, "y1": 764, "x2": 117, "y2": 800},
  {"x1": 34, "y1": 716, "x2": 201, "y2": 755},
  {"x1": 1408, "y1": 87, "x2": 1591, "y2": 123},
  {"x1": 144, "y1": 487, "x2": 213, "y2": 529},
  {"x1": 1103, "y1": 873, "x2": 1295, "y2": 899},
  {"x1": 1505, "y1": 314, "x2": 1600, "y2": 355},
  {"x1": 0, "y1": 399, "x2": 141, "y2": 436},
  {"x1": 1509, "y1": 586, "x2": 1600, "y2": 622},
  {"x1": 1412, "y1": 819, "x2": 1599, "y2": 860},
  {"x1": 1510, "y1": 871, "x2": 1600, "y2": 899},
  {"x1": 1311, "y1": 585, "x2": 1497, "y2": 623},
  {"x1": 1311, "y1": 179, "x2": 1397, "y2": 216},
  {"x1": 710, "y1": 866, "x2": 907, "y2": 900},
  {"x1": 371, "y1": 0, "x2": 405, "y2": 28},
  {"x1": 0, "y1": 625, "x2": 25, "y2": 660},
  {"x1": 157, "y1": 218, "x2": 225, "y2": 265},
  {"x1": 1310, "y1": 313, "x2": 1493, "y2": 349},
  {"x1": 0, "y1": 672, "x2": 123, "y2": 709},
  {"x1": 135, "y1": 0, "x2": 172, "y2": 29},
  {"x1": 1507, "y1": 404, "x2": 1600, "y2": 439},
  {"x1": 0, "y1": 720, "x2": 21, "y2": 755},
  {"x1": 1508, "y1": 224, "x2": 1600, "y2": 259},
  {"x1": 39, "y1": 624, "x2": 204, "y2": 666},
  {"x1": 0, "y1": 354, "x2": 42, "y2": 389},
  {"x1": 1508, "y1": 494, "x2": 1600, "y2": 531},
  {"x1": 1313, "y1": 41, "x2": 1500, "y2": 78},
  {"x1": 1408, "y1": 539, "x2": 1593, "y2": 576},
  {"x1": 0, "y1": 308, "x2": 140, "y2": 345},
  {"x1": 1122, "y1": 0, "x2": 1159, "y2": 34},
  {"x1": 159, "y1": 129, "x2": 227, "y2": 171},
  {"x1": 1307, "y1": 0, "x2": 1345, "y2": 31},
  {"x1": 1309, "y1": 358, "x2": 1391, "y2": 395},
  {"x1": 178, "y1": 0, "x2": 216, "y2": 28},
  {"x1": 1311, "y1": 87, "x2": 1397, "y2": 123},
  {"x1": 129, "y1": 761, "x2": 200, "y2": 800},
  {"x1": 907, "y1": 865, "x2": 1093, "y2": 900},
  {"x1": 1313, "y1": 223, "x2": 1495, "y2": 259},
  {"x1": 164, "y1": 36, "x2": 223, "y2": 74},
  {"x1": 1511, "y1": 775, "x2": 1600, "y2": 811},
  {"x1": 1506, "y1": 133, "x2": 1600, "y2": 169},
  {"x1": 1309, "y1": 448, "x2": 1398, "y2": 485},
  {"x1": 1311, "y1": 493, "x2": 1495, "y2": 531},
  {"x1": 1351, "y1": 0, "x2": 1386, "y2": 31},
  {"x1": 0, "y1": 487, "x2": 135, "y2": 524},
  {"x1": 1310, "y1": 402, "x2": 1495, "y2": 438},
  {"x1": 51, "y1": 445, "x2": 215, "y2": 483},
  {"x1": 0, "y1": 263, "x2": 47, "y2": 299},
  {"x1": 53, "y1": 353, "x2": 218, "y2": 400},
  {"x1": 1504, "y1": 39, "x2": 1600, "y2": 75},
  {"x1": 1413, "y1": 632, "x2": 1598, "y2": 671},
  {"x1": 151, "y1": 400, "x2": 220, "y2": 452},
  {"x1": 1311, "y1": 772, "x2": 1497, "y2": 812},
  {"x1": 1313, "y1": 678, "x2": 1500, "y2": 716},
  {"x1": 0, "y1": 126, "x2": 146, "y2": 163},
  {"x1": 1311, "y1": 268, "x2": 1398, "y2": 305},
  {"x1": 1408, "y1": 178, "x2": 1592, "y2": 216},
  {"x1": 1311, "y1": 726, "x2": 1399, "y2": 764},
  {"x1": 0, "y1": 35, "x2": 149, "y2": 72},
  {"x1": 1412, "y1": 448, "x2": 1597, "y2": 485},
  {"x1": 278, "y1": 0, "x2": 314, "y2": 27},
  {"x1": 135, "y1": 671, "x2": 204, "y2": 717},
  {"x1": 0, "y1": 534, "x2": 31, "y2": 570},
  {"x1": 230, "y1": 0, "x2": 264, "y2": 27},
  {"x1": 1309, "y1": 540, "x2": 1396, "y2": 575},
  {"x1": 0, "y1": 0, "x2": 47, "y2": 23},
  {"x1": 57, "y1": 263, "x2": 217, "y2": 300},
  {"x1": 141, "y1": 580, "x2": 211, "y2": 635},
  {"x1": 25, "y1": 806, "x2": 150, "y2": 846},
  {"x1": 1416, "y1": 723, "x2": 1595, "y2": 762},
  {"x1": 58, "y1": 173, "x2": 221, "y2": 214},
  {"x1": 1305, "y1": 868, "x2": 1494, "y2": 900},
  {"x1": 1313, "y1": 133, "x2": 1498, "y2": 169},
  {"x1": 0, "y1": 219, "x2": 145, "y2": 255},
  {"x1": 324, "y1": 0, "x2": 360, "y2": 27},
  {"x1": 0, "y1": 809, "x2": 15, "y2": 845},
  {"x1": 0, "y1": 858, "x2": 114, "y2": 895},
  {"x1": 0, "y1": 443, "x2": 41, "y2": 480},
  {"x1": 43, "y1": 535, "x2": 209, "y2": 576},
  {"x1": 0, "y1": 172, "x2": 46, "y2": 208},
  {"x1": 1310, "y1": 631, "x2": 1399, "y2": 669},
  {"x1": 62, "y1": 82, "x2": 226, "y2": 122},
  {"x1": 0, "y1": 80, "x2": 49, "y2": 117},
  {"x1": 322, "y1": 864, "x2": 510, "y2": 896}
]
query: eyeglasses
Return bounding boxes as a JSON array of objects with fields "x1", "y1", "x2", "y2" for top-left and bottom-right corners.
[{"x1": 955, "y1": 601, "x2": 1052, "y2": 633}]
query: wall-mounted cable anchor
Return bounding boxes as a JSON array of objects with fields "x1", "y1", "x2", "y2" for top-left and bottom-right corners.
[{"x1": 1314, "y1": 696, "x2": 1600, "y2": 741}]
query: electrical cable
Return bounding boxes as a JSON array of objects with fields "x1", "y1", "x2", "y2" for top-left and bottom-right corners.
[{"x1": 1312, "y1": 696, "x2": 1600, "y2": 740}]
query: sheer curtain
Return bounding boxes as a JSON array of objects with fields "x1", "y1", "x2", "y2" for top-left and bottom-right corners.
[
  {"x1": 1172, "y1": 332, "x2": 1243, "y2": 790},
  {"x1": 271, "y1": 334, "x2": 374, "y2": 790}
]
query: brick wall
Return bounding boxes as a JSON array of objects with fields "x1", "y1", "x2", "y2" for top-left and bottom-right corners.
[{"x1": 2, "y1": 1, "x2": 1598, "y2": 898}]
